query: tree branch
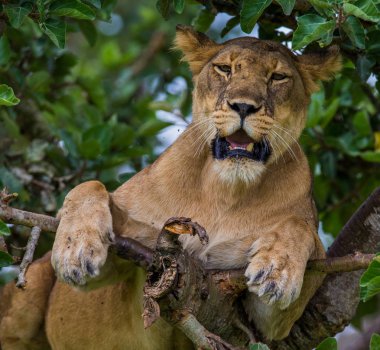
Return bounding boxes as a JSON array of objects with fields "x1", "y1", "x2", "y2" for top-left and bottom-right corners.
[
  {"x1": 1, "y1": 187, "x2": 380, "y2": 349},
  {"x1": 15, "y1": 226, "x2": 41, "y2": 289}
]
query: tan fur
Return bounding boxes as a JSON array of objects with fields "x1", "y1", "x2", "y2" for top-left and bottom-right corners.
[{"x1": 0, "y1": 27, "x2": 341, "y2": 348}]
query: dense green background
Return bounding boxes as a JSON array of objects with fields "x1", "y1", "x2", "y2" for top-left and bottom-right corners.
[{"x1": 0, "y1": 0, "x2": 380, "y2": 348}]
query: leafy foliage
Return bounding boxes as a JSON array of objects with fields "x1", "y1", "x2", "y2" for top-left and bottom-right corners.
[
  {"x1": 360, "y1": 255, "x2": 380, "y2": 302},
  {"x1": 315, "y1": 337, "x2": 337, "y2": 350},
  {"x1": 371, "y1": 333, "x2": 380, "y2": 350},
  {"x1": 249, "y1": 343, "x2": 270, "y2": 350},
  {"x1": 1, "y1": 0, "x2": 380, "y2": 346}
]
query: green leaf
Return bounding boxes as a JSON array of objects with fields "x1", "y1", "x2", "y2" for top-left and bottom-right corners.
[
  {"x1": 370, "y1": 333, "x2": 380, "y2": 350},
  {"x1": 0, "y1": 220, "x2": 11, "y2": 236},
  {"x1": 0, "y1": 35, "x2": 11, "y2": 66},
  {"x1": 137, "y1": 119, "x2": 171, "y2": 137},
  {"x1": 40, "y1": 18, "x2": 66, "y2": 48},
  {"x1": 276, "y1": 0, "x2": 295, "y2": 15},
  {"x1": 78, "y1": 20, "x2": 97, "y2": 46},
  {"x1": 360, "y1": 151, "x2": 380, "y2": 163},
  {"x1": 173, "y1": 0, "x2": 185, "y2": 14},
  {"x1": 4, "y1": 4, "x2": 32, "y2": 29},
  {"x1": 83, "y1": 125, "x2": 112, "y2": 152},
  {"x1": 221, "y1": 16, "x2": 240, "y2": 37},
  {"x1": 249, "y1": 344, "x2": 270, "y2": 350},
  {"x1": 78, "y1": 139, "x2": 101, "y2": 159},
  {"x1": 353, "y1": 110, "x2": 371, "y2": 136},
  {"x1": 292, "y1": 14, "x2": 335, "y2": 50},
  {"x1": 343, "y1": 0, "x2": 380, "y2": 23},
  {"x1": 316, "y1": 337, "x2": 337, "y2": 350},
  {"x1": 193, "y1": 8, "x2": 215, "y2": 32},
  {"x1": 0, "y1": 251, "x2": 14, "y2": 268},
  {"x1": 360, "y1": 256, "x2": 380, "y2": 301},
  {"x1": 156, "y1": 0, "x2": 171, "y2": 20},
  {"x1": 308, "y1": 0, "x2": 335, "y2": 16},
  {"x1": 240, "y1": 0, "x2": 272, "y2": 33},
  {"x1": 50, "y1": 0, "x2": 96, "y2": 20},
  {"x1": 341, "y1": 16, "x2": 365, "y2": 49},
  {"x1": 0, "y1": 84, "x2": 20, "y2": 106}
]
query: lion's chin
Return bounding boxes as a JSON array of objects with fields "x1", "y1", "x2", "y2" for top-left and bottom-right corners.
[{"x1": 212, "y1": 158, "x2": 266, "y2": 186}]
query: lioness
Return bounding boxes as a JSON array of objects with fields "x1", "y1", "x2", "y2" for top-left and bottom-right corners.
[{"x1": 0, "y1": 26, "x2": 341, "y2": 349}]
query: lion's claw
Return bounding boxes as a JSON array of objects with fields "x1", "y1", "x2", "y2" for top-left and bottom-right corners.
[{"x1": 245, "y1": 254, "x2": 303, "y2": 309}]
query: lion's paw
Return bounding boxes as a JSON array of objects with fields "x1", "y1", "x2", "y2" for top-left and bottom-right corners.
[
  {"x1": 51, "y1": 228, "x2": 114, "y2": 286},
  {"x1": 244, "y1": 252, "x2": 303, "y2": 310}
]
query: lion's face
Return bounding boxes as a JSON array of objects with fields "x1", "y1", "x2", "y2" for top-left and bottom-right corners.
[{"x1": 175, "y1": 26, "x2": 341, "y2": 184}]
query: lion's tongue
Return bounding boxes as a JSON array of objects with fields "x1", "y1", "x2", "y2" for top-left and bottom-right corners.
[{"x1": 226, "y1": 138, "x2": 249, "y2": 149}]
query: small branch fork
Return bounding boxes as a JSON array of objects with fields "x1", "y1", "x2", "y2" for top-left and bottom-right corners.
[{"x1": 1, "y1": 188, "x2": 380, "y2": 349}]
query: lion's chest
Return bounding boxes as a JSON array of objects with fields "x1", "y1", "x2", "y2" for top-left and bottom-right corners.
[{"x1": 124, "y1": 200, "x2": 274, "y2": 269}]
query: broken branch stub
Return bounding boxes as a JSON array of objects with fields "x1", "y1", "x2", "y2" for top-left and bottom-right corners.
[{"x1": 143, "y1": 217, "x2": 245, "y2": 349}]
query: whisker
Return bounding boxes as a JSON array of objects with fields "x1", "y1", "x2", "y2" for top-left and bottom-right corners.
[
  {"x1": 268, "y1": 131, "x2": 286, "y2": 164},
  {"x1": 272, "y1": 124, "x2": 302, "y2": 153},
  {"x1": 271, "y1": 129, "x2": 298, "y2": 162},
  {"x1": 194, "y1": 126, "x2": 215, "y2": 158}
]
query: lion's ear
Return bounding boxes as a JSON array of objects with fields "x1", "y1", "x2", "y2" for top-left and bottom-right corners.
[
  {"x1": 297, "y1": 46, "x2": 342, "y2": 95},
  {"x1": 175, "y1": 25, "x2": 220, "y2": 75}
]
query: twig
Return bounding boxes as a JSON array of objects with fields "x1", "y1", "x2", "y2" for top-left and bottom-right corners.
[
  {"x1": 175, "y1": 312, "x2": 240, "y2": 350},
  {"x1": 0, "y1": 205, "x2": 376, "y2": 275},
  {"x1": 306, "y1": 253, "x2": 376, "y2": 273},
  {"x1": 0, "y1": 204, "x2": 59, "y2": 233},
  {"x1": 15, "y1": 226, "x2": 41, "y2": 289},
  {"x1": 0, "y1": 188, "x2": 18, "y2": 205},
  {"x1": 130, "y1": 32, "x2": 166, "y2": 77}
]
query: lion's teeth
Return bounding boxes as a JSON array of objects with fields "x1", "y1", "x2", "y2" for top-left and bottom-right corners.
[{"x1": 246, "y1": 143, "x2": 254, "y2": 152}]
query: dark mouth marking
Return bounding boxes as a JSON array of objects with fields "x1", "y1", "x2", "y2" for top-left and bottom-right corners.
[{"x1": 212, "y1": 134, "x2": 271, "y2": 163}]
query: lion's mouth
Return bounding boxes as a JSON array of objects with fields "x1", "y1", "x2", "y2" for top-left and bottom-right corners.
[{"x1": 212, "y1": 129, "x2": 271, "y2": 162}]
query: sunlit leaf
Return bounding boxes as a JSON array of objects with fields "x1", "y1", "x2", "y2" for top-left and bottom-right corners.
[
  {"x1": 0, "y1": 84, "x2": 20, "y2": 106},
  {"x1": 292, "y1": 14, "x2": 335, "y2": 50},
  {"x1": 316, "y1": 337, "x2": 337, "y2": 350},
  {"x1": 0, "y1": 220, "x2": 11, "y2": 236},
  {"x1": 360, "y1": 255, "x2": 380, "y2": 301},
  {"x1": 370, "y1": 333, "x2": 380, "y2": 350}
]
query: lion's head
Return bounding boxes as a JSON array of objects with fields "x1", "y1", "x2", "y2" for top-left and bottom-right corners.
[{"x1": 175, "y1": 25, "x2": 341, "y2": 185}]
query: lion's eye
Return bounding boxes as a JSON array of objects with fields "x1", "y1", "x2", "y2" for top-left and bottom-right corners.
[
  {"x1": 271, "y1": 73, "x2": 287, "y2": 81},
  {"x1": 214, "y1": 65, "x2": 232, "y2": 75}
]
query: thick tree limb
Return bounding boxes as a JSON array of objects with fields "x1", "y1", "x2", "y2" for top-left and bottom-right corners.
[{"x1": 1, "y1": 188, "x2": 380, "y2": 349}]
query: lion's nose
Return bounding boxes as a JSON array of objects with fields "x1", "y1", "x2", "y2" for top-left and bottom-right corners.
[{"x1": 228, "y1": 102, "x2": 261, "y2": 119}]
